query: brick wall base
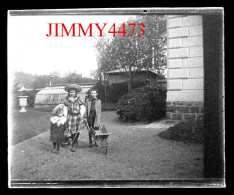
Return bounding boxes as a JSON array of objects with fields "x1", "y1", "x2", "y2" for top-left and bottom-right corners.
[{"x1": 166, "y1": 101, "x2": 204, "y2": 122}]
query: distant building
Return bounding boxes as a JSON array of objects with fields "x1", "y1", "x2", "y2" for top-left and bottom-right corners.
[{"x1": 105, "y1": 68, "x2": 166, "y2": 88}]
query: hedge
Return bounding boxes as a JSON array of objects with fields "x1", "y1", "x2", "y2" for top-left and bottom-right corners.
[
  {"x1": 116, "y1": 86, "x2": 167, "y2": 122},
  {"x1": 87, "y1": 80, "x2": 149, "y2": 103}
]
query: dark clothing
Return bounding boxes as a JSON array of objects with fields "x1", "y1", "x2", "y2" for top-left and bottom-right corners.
[
  {"x1": 87, "y1": 110, "x2": 98, "y2": 144},
  {"x1": 49, "y1": 122, "x2": 66, "y2": 144},
  {"x1": 90, "y1": 99, "x2": 96, "y2": 111},
  {"x1": 87, "y1": 110, "x2": 96, "y2": 127},
  {"x1": 71, "y1": 132, "x2": 80, "y2": 146},
  {"x1": 85, "y1": 98, "x2": 101, "y2": 128}
]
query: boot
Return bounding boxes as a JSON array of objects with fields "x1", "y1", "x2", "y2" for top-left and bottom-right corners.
[
  {"x1": 88, "y1": 131, "x2": 93, "y2": 147},
  {"x1": 71, "y1": 145, "x2": 76, "y2": 152},
  {"x1": 71, "y1": 134, "x2": 76, "y2": 152},
  {"x1": 68, "y1": 138, "x2": 72, "y2": 150},
  {"x1": 56, "y1": 143, "x2": 60, "y2": 154},
  {"x1": 74, "y1": 132, "x2": 79, "y2": 148},
  {"x1": 52, "y1": 142, "x2": 56, "y2": 153}
]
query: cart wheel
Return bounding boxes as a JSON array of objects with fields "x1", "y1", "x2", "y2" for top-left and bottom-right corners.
[
  {"x1": 104, "y1": 146, "x2": 108, "y2": 155},
  {"x1": 104, "y1": 140, "x2": 108, "y2": 155}
]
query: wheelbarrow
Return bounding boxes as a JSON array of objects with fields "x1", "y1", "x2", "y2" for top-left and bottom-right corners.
[{"x1": 84, "y1": 120, "x2": 111, "y2": 155}]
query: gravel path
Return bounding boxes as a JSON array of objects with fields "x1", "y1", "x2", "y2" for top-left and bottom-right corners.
[{"x1": 10, "y1": 111, "x2": 203, "y2": 181}]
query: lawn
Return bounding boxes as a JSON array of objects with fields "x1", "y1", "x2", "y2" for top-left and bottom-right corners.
[
  {"x1": 10, "y1": 111, "x2": 204, "y2": 182},
  {"x1": 10, "y1": 108, "x2": 52, "y2": 145}
]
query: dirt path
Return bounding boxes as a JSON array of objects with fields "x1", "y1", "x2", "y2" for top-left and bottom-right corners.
[{"x1": 10, "y1": 111, "x2": 203, "y2": 181}]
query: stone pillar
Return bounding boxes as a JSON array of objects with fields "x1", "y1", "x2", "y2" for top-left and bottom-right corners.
[{"x1": 166, "y1": 15, "x2": 204, "y2": 121}]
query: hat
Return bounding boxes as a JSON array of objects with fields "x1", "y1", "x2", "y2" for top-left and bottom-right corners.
[
  {"x1": 52, "y1": 104, "x2": 65, "y2": 115},
  {"x1": 64, "y1": 84, "x2": 82, "y2": 93}
]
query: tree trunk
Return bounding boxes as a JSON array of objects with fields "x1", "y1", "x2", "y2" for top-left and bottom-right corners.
[
  {"x1": 128, "y1": 66, "x2": 132, "y2": 92},
  {"x1": 98, "y1": 71, "x2": 102, "y2": 84}
]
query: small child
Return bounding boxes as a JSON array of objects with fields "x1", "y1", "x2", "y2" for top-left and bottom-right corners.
[
  {"x1": 49, "y1": 104, "x2": 67, "y2": 154},
  {"x1": 85, "y1": 89, "x2": 102, "y2": 147}
]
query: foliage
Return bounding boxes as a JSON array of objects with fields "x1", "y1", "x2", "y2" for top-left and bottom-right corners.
[
  {"x1": 13, "y1": 71, "x2": 36, "y2": 89},
  {"x1": 116, "y1": 86, "x2": 167, "y2": 122},
  {"x1": 87, "y1": 80, "x2": 149, "y2": 103},
  {"x1": 24, "y1": 90, "x2": 41, "y2": 107},
  {"x1": 13, "y1": 71, "x2": 96, "y2": 91},
  {"x1": 158, "y1": 117, "x2": 204, "y2": 144},
  {"x1": 94, "y1": 15, "x2": 167, "y2": 91}
]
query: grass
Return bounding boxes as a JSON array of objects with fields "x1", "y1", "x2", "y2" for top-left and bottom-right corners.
[
  {"x1": 10, "y1": 108, "x2": 51, "y2": 145},
  {"x1": 10, "y1": 111, "x2": 204, "y2": 181},
  {"x1": 10, "y1": 105, "x2": 117, "y2": 146},
  {"x1": 158, "y1": 118, "x2": 204, "y2": 144}
]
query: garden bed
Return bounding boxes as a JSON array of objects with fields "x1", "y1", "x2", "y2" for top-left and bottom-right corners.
[{"x1": 158, "y1": 118, "x2": 204, "y2": 144}]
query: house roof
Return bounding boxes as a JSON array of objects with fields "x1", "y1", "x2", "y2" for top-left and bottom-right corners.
[{"x1": 105, "y1": 68, "x2": 159, "y2": 75}]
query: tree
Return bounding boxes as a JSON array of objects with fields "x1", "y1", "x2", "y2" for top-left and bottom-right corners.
[
  {"x1": 94, "y1": 15, "x2": 167, "y2": 92},
  {"x1": 93, "y1": 34, "x2": 112, "y2": 83},
  {"x1": 13, "y1": 71, "x2": 36, "y2": 89}
]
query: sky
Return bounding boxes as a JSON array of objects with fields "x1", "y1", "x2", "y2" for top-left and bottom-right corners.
[{"x1": 8, "y1": 14, "x2": 135, "y2": 78}]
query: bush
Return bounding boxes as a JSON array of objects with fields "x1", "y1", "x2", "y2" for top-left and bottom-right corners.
[
  {"x1": 116, "y1": 86, "x2": 167, "y2": 122},
  {"x1": 24, "y1": 90, "x2": 40, "y2": 108},
  {"x1": 158, "y1": 117, "x2": 204, "y2": 144}
]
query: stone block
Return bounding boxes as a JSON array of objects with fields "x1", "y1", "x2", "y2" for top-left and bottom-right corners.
[
  {"x1": 177, "y1": 106, "x2": 190, "y2": 113},
  {"x1": 183, "y1": 78, "x2": 204, "y2": 90},
  {"x1": 199, "y1": 107, "x2": 204, "y2": 113},
  {"x1": 168, "y1": 59, "x2": 183, "y2": 69},
  {"x1": 168, "y1": 79, "x2": 182, "y2": 90},
  {"x1": 168, "y1": 27, "x2": 189, "y2": 38},
  {"x1": 197, "y1": 113, "x2": 204, "y2": 121},
  {"x1": 190, "y1": 106, "x2": 200, "y2": 113},
  {"x1": 183, "y1": 57, "x2": 203, "y2": 68},
  {"x1": 168, "y1": 69, "x2": 189, "y2": 79},
  {"x1": 189, "y1": 25, "x2": 203, "y2": 36},
  {"x1": 184, "y1": 113, "x2": 196, "y2": 122},
  {"x1": 172, "y1": 113, "x2": 182, "y2": 120},
  {"x1": 182, "y1": 15, "x2": 202, "y2": 26},
  {"x1": 189, "y1": 46, "x2": 203, "y2": 57},
  {"x1": 182, "y1": 36, "x2": 203, "y2": 47},
  {"x1": 166, "y1": 101, "x2": 172, "y2": 106},
  {"x1": 193, "y1": 101, "x2": 204, "y2": 107},
  {"x1": 168, "y1": 17, "x2": 182, "y2": 28},
  {"x1": 168, "y1": 38, "x2": 182, "y2": 48},
  {"x1": 185, "y1": 101, "x2": 194, "y2": 106},
  {"x1": 189, "y1": 67, "x2": 204, "y2": 78},
  {"x1": 168, "y1": 48, "x2": 189, "y2": 59},
  {"x1": 167, "y1": 90, "x2": 204, "y2": 102},
  {"x1": 166, "y1": 112, "x2": 171, "y2": 119},
  {"x1": 177, "y1": 101, "x2": 186, "y2": 105}
]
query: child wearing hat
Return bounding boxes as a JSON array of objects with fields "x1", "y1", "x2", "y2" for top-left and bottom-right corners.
[
  {"x1": 49, "y1": 104, "x2": 67, "y2": 154},
  {"x1": 63, "y1": 84, "x2": 85, "y2": 152},
  {"x1": 85, "y1": 89, "x2": 102, "y2": 147}
]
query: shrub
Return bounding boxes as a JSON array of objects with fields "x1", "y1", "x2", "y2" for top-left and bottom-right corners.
[
  {"x1": 24, "y1": 90, "x2": 39, "y2": 108},
  {"x1": 158, "y1": 117, "x2": 204, "y2": 144},
  {"x1": 116, "y1": 86, "x2": 167, "y2": 122}
]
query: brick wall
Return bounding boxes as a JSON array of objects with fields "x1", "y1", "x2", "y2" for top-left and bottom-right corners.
[{"x1": 166, "y1": 15, "x2": 204, "y2": 121}]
